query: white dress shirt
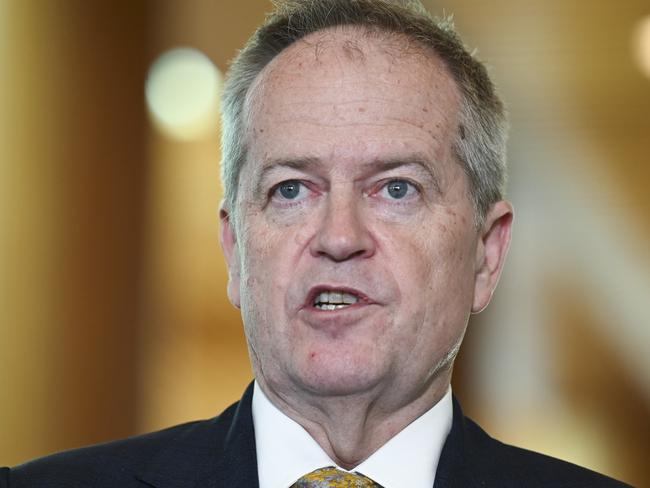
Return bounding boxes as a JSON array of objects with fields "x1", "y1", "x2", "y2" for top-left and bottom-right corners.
[{"x1": 252, "y1": 382, "x2": 453, "y2": 488}]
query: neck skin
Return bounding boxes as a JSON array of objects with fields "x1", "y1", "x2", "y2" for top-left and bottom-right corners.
[{"x1": 255, "y1": 369, "x2": 452, "y2": 469}]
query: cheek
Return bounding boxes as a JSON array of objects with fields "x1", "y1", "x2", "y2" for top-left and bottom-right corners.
[
  {"x1": 395, "y1": 233, "x2": 474, "y2": 365},
  {"x1": 239, "y1": 240, "x2": 288, "y2": 362},
  {"x1": 238, "y1": 217, "x2": 304, "y2": 318},
  {"x1": 238, "y1": 228, "x2": 277, "y2": 314},
  {"x1": 398, "y1": 218, "x2": 476, "y2": 317}
]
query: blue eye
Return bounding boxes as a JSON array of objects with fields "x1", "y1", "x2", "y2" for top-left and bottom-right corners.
[
  {"x1": 384, "y1": 179, "x2": 412, "y2": 199},
  {"x1": 275, "y1": 180, "x2": 303, "y2": 200}
]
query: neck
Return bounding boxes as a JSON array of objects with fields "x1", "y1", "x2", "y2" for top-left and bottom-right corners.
[{"x1": 256, "y1": 372, "x2": 451, "y2": 469}]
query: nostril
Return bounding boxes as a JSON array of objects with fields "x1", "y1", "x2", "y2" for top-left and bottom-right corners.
[
  {"x1": 313, "y1": 236, "x2": 374, "y2": 261},
  {"x1": 320, "y1": 248, "x2": 367, "y2": 259}
]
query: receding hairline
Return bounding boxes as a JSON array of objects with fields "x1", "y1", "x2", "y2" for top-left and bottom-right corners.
[
  {"x1": 246, "y1": 24, "x2": 458, "y2": 94},
  {"x1": 238, "y1": 24, "x2": 463, "y2": 175}
]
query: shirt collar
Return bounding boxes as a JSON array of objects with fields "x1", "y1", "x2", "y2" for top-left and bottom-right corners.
[{"x1": 252, "y1": 381, "x2": 453, "y2": 488}]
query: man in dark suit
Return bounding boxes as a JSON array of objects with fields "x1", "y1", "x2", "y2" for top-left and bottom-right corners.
[{"x1": 2, "y1": 1, "x2": 631, "y2": 486}]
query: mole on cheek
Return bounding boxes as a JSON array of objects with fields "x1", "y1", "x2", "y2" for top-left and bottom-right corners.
[{"x1": 358, "y1": 107, "x2": 366, "y2": 112}]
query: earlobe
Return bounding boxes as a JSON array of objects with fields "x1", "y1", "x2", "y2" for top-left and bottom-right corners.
[
  {"x1": 220, "y1": 206, "x2": 242, "y2": 309},
  {"x1": 472, "y1": 201, "x2": 513, "y2": 313}
]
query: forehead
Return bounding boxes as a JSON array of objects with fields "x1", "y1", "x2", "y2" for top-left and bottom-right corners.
[{"x1": 244, "y1": 27, "x2": 461, "y2": 172}]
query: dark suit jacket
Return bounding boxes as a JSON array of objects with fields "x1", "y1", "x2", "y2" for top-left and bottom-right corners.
[{"x1": 1, "y1": 383, "x2": 631, "y2": 487}]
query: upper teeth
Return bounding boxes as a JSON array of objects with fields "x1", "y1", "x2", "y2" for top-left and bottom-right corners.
[{"x1": 314, "y1": 291, "x2": 359, "y2": 308}]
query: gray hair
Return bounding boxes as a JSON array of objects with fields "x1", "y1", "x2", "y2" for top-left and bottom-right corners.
[{"x1": 220, "y1": 0, "x2": 508, "y2": 226}]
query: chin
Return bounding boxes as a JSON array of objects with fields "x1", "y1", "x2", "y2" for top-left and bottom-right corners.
[
  {"x1": 293, "y1": 353, "x2": 385, "y2": 397},
  {"x1": 301, "y1": 377, "x2": 380, "y2": 397}
]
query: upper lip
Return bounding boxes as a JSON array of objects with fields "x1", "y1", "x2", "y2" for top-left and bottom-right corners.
[{"x1": 304, "y1": 285, "x2": 375, "y2": 308}]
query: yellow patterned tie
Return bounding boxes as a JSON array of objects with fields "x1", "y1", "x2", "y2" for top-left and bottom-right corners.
[{"x1": 291, "y1": 466, "x2": 382, "y2": 487}]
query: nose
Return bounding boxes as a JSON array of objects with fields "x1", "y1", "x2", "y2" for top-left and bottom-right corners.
[{"x1": 309, "y1": 194, "x2": 376, "y2": 262}]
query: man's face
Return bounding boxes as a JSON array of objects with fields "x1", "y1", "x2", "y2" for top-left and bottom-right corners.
[{"x1": 222, "y1": 31, "x2": 511, "y2": 403}]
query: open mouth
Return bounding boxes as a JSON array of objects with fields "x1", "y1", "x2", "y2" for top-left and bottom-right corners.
[{"x1": 312, "y1": 290, "x2": 360, "y2": 311}]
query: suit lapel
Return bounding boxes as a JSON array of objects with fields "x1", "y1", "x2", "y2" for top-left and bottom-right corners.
[
  {"x1": 208, "y1": 383, "x2": 260, "y2": 488},
  {"x1": 136, "y1": 383, "x2": 259, "y2": 488}
]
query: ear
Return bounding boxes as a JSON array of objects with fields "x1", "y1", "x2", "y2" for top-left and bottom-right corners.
[
  {"x1": 220, "y1": 205, "x2": 241, "y2": 309},
  {"x1": 472, "y1": 200, "x2": 513, "y2": 313}
]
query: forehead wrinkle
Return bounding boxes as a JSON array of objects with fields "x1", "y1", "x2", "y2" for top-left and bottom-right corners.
[
  {"x1": 267, "y1": 97, "x2": 449, "y2": 117},
  {"x1": 245, "y1": 27, "x2": 462, "y2": 133}
]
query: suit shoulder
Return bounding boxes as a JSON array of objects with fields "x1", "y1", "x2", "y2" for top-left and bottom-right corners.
[
  {"x1": 4, "y1": 401, "x2": 240, "y2": 488},
  {"x1": 461, "y1": 416, "x2": 632, "y2": 487}
]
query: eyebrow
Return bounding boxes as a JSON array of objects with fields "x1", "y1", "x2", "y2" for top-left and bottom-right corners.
[
  {"x1": 254, "y1": 155, "x2": 442, "y2": 195},
  {"x1": 254, "y1": 157, "x2": 321, "y2": 196}
]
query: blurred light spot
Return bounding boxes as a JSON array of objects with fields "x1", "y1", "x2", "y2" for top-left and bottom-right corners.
[
  {"x1": 633, "y1": 16, "x2": 650, "y2": 79},
  {"x1": 146, "y1": 48, "x2": 221, "y2": 140}
]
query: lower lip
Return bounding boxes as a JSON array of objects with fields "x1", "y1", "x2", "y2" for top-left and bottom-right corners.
[{"x1": 299, "y1": 303, "x2": 378, "y2": 331}]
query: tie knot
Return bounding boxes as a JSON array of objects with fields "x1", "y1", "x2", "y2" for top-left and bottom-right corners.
[{"x1": 292, "y1": 466, "x2": 381, "y2": 487}]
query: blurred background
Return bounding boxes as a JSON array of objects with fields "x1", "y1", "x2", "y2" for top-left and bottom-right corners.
[{"x1": 1, "y1": 0, "x2": 649, "y2": 485}]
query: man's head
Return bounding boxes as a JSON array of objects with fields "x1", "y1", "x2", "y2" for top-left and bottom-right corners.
[
  {"x1": 220, "y1": 0, "x2": 512, "y2": 409},
  {"x1": 221, "y1": 0, "x2": 508, "y2": 228}
]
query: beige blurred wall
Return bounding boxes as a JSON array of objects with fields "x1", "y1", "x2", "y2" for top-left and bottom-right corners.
[
  {"x1": 1, "y1": 0, "x2": 149, "y2": 463},
  {"x1": 0, "y1": 0, "x2": 260, "y2": 465},
  {"x1": 133, "y1": 0, "x2": 269, "y2": 434}
]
